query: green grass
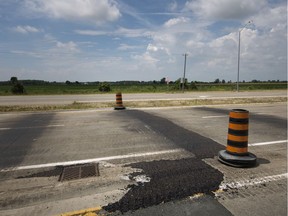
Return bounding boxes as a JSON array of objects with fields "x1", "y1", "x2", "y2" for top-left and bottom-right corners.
[{"x1": 0, "y1": 82, "x2": 287, "y2": 96}]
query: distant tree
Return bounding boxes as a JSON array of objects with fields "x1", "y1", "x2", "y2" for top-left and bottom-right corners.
[
  {"x1": 98, "y1": 82, "x2": 111, "y2": 92},
  {"x1": 222, "y1": 79, "x2": 226, "y2": 84},
  {"x1": 10, "y1": 76, "x2": 25, "y2": 94},
  {"x1": 10, "y1": 77, "x2": 18, "y2": 85},
  {"x1": 160, "y1": 77, "x2": 166, "y2": 84},
  {"x1": 11, "y1": 83, "x2": 25, "y2": 94},
  {"x1": 190, "y1": 81, "x2": 198, "y2": 90},
  {"x1": 214, "y1": 78, "x2": 220, "y2": 83},
  {"x1": 65, "y1": 80, "x2": 71, "y2": 85}
]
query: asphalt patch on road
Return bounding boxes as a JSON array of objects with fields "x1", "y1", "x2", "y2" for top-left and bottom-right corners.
[
  {"x1": 104, "y1": 158, "x2": 224, "y2": 213},
  {"x1": 103, "y1": 110, "x2": 227, "y2": 214},
  {"x1": 121, "y1": 110, "x2": 224, "y2": 159}
]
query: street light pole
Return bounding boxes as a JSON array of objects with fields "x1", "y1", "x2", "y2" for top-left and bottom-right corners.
[
  {"x1": 237, "y1": 20, "x2": 252, "y2": 92},
  {"x1": 182, "y1": 53, "x2": 188, "y2": 93}
]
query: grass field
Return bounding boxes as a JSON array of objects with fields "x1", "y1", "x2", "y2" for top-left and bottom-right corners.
[{"x1": 0, "y1": 82, "x2": 287, "y2": 96}]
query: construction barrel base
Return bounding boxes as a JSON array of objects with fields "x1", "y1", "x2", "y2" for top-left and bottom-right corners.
[
  {"x1": 218, "y1": 150, "x2": 257, "y2": 168},
  {"x1": 114, "y1": 106, "x2": 126, "y2": 110}
]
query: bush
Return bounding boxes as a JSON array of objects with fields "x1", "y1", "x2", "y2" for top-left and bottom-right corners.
[
  {"x1": 190, "y1": 82, "x2": 198, "y2": 90},
  {"x1": 99, "y1": 82, "x2": 111, "y2": 92},
  {"x1": 11, "y1": 83, "x2": 25, "y2": 94}
]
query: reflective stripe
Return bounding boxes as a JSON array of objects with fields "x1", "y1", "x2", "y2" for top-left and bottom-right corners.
[
  {"x1": 228, "y1": 134, "x2": 248, "y2": 142},
  {"x1": 229, "y1": 112, "x2": 249, "y2": 119},
  {"x1": 229, "y1": 123, "x2": 249, "y2": 130},
  {"x1": 226, "y1": 145, "x2": 248, "y2": 154}
]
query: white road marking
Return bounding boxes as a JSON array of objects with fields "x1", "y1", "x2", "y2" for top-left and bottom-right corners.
[
  {"x1": 248, "y1": 140, "x2": 287, "y2": 146},
  {"x1": 219, "y1": 173, "x2": 288, "y2": 190},
  {"x1": 202, "y1": 115, "x2": 227, "y2": 119},
  {"x1": 0, "y1": 125, "x2": 64, "y2": 130},
  {"x1": 0, "y1": 149, "x2": 183, "y2": 172}
]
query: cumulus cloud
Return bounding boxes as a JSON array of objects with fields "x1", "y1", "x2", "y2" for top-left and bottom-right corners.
[
  {"x1": 24, "y1": 0, "x2": 121, "y2": 24},
  {"x1": 13, "y1": 25, "x2": 41, "y2": 34},
  {"x1": 185, "y1": 0, "x2": 267, "y2": 20}
]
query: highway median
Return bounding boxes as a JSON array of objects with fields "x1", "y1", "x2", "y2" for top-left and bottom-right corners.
[{"x1": 0, "y1": 96, "x2": 286, "y2": 112}]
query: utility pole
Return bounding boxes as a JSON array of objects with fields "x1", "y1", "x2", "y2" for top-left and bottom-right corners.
[{"x1": 182, "y1": 53, "x2": 188, "y2": 93}]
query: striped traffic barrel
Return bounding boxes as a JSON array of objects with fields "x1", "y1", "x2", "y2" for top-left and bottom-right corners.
[
  {"x1": 226, "y1": 109, "x2": 249, "y2": 155},
  {"x1": 114, "y1": 92, "x2": 125, "y2": 110}
]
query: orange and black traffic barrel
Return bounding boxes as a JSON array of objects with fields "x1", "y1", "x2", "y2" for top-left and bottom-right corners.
[
  {"x1": 114, "y1": 92, "x2": 126, "y2": 110},
  {"x1": 218, "y1": 109, "x2": 257, "y2": 168},
  {"x1": 226, "y1": 109, "x2": 249, "y2": 155}
]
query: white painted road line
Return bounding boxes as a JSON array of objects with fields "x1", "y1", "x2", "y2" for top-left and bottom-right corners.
[
  {"x1": 0, "y1": 149, "x2": 184, "y2": 172},
  {"x1": 219, "y1": 173, "x2": 288, "y2": 190},
  {"x1": 248, "y1": 140, "x2": 287, "y2": 146},
  {"x1": 1, "y1": 140, "x2": 286, "y2": 172},
  {"x1": 202, "y1": 115, "x2": 227, "y2": 119},
  {"x1": 0, "y1": 125, "x2": 65, "y2": 130}
]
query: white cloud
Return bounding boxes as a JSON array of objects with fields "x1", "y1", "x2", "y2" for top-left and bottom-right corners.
[
  {"x1": 75, "y1": 27, "x2": 151, "y2": 38},
  {"x1": 167, "y1": 1, "x2": 178, "y2": 12},
  {"x1": 252, "y1": 3, "x2": 287, "y2": 30},
  {"x1": 74, "y1": 30, "x2": 108, "y2": 36},
  {"x1": 24, "y1": 0, "x2": 121, "y2": 24},
  {"x1": 164, "y1": 17, "x2": 190, "y2": 27},
  {"x1": 185, "y1": 0, "x2": 267, "y2": 20},
  {"x1": 56, "y1": 41, "x2": 78, "y2": 51},
  {"x1": 117, "y1": 43, "x2": 141, "y2": 51},
  {"x1": 147, "y1": 44, "x2": 158, "y2": 52},
  {"x1": 13, "y1": 25, "x2": 41, "y2": 34},
  {"x1": 116, "y1": 27, "x2": 151, "y2": 38},
  {"x1": 132, "y1": 52, "x2": 159, "y2": 64}
]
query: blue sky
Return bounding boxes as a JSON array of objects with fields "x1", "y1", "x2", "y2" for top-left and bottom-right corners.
[{"x1": 0, "y1": 0, "x2": 287, "y2": 82}]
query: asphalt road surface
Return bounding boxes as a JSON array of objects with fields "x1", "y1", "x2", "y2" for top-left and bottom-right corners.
[
  {"x1": 0, "y1": 90, "x2": 286, "y2": 105},
  {"x1": 0, "y1": 103, "x2": 287, "y2": 215}
]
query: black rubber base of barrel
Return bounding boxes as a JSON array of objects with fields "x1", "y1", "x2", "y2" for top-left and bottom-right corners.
[
  {"x1": 218, "y1": 150, "x2": 257, "y2": 168},
  {"x1": 114, "y1": 106, "x2": 126, "y2": 110}
]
